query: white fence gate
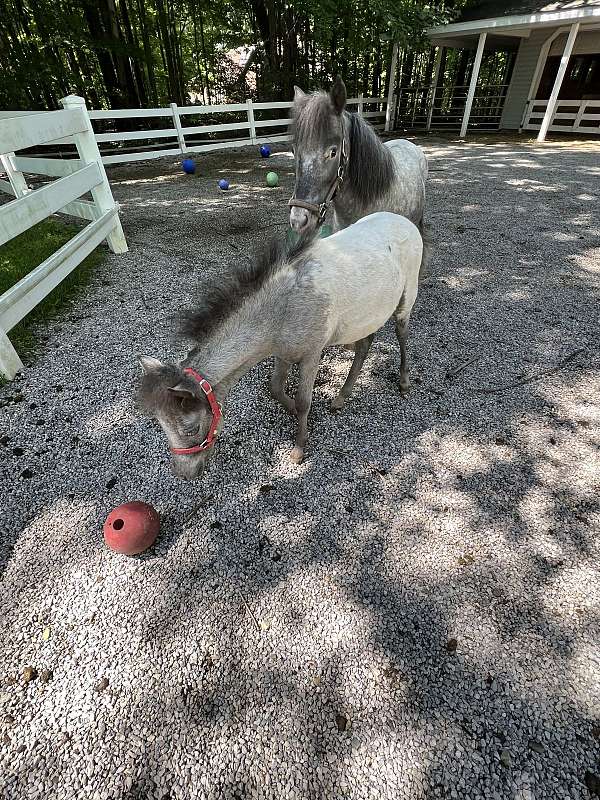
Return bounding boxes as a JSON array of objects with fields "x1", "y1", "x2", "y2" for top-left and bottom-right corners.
[
  {"x1": 0, "y1": 94, "x2": 127, "y2": 380},
  {"x1": 522, "y1": 98, "x2": 600, "y2": 135}
]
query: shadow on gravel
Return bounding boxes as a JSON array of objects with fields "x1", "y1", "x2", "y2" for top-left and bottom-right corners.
[{"x1": 1, "y1": 139, "x2": 599, "y2": 799}]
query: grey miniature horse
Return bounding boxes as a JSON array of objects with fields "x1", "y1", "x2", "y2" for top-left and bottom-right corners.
[
  {"x1": 137, "y1": 212, "x2": 422, "y2": 480},
  {"x1": 289, "y1": 77, "x2": 428, "y2": 243}
]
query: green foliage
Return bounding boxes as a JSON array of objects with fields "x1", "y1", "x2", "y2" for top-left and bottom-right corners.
[
  {"x1": 0, "y1": 0, "x2": 470, "y2": 109},
  {"x1": 0, "y1": 218, "x2": 104, "y2": 358}
]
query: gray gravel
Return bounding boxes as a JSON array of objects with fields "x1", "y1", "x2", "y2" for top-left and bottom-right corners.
[{"x1": 1, "y1": 135, "x2": 599, "y2": 800}]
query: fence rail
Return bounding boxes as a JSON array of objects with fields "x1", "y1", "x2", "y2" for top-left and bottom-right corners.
[
  {"x1": 0, "y1": 94, "x2": 127, "y2": 380},
  {"x1": 522, "y1": 98, "x2": 600, "y2": 134}
]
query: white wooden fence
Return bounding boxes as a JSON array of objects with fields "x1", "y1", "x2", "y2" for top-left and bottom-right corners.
[
  {"x1": 0, "y1": 94, "x2": 127, "y2": 380},
  {"x1": 522, "y1": 98, "x2": 600, "y2": 135},
  {"x1": 87, "y1": 94, "x2": 386, "y2": 164},
  {"x1": 0, "y1": 95, "x2": 387, "y2": 166}
]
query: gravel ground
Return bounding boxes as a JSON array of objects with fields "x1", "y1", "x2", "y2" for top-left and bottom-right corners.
[{"x1": 1, "y1": 135, "x2": 599, "y2": 800}]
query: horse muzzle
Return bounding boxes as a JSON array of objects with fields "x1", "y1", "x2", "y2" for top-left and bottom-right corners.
[{"x1": 289, "y1": 205, "x2": 313, "y2": 232}]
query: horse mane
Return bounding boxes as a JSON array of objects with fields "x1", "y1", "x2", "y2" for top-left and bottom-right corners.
[
  {"x1": 345, "y1": 111, "x2": 395, "y2": 205},
  {"x1": 178, "y1": 233, "x2": 316, "y2": 341}
]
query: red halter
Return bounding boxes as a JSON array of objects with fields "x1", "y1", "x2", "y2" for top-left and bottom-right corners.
[{"x1": 170, "y1": 367, "x2": 222, "y2": 455}]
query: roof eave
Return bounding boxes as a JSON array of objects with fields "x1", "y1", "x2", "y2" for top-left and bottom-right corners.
[{"x1": 427, "y1": 5, "x2": 600, "y2": 39}]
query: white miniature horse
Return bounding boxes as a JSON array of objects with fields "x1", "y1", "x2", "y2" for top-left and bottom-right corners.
[{"x1": 138, "y1": 212, "x2": 423, "y2": 480}]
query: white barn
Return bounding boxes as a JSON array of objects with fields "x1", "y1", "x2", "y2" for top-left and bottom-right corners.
[{"x1": 397, "y1": 0, "x2": 600, "y2": 139}]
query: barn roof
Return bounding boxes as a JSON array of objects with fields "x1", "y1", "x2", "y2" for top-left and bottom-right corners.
[
  {"x1": 457, "y1": 0, "x2": 600, "y2": 23},
  {"x1": 428, "y1": 0, "x2": 600, "y2": 44}
]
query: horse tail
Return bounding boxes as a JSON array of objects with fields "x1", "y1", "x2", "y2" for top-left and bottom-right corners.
[{"x1": 418, "y1": 217, "x2": 433, "y2": 282}]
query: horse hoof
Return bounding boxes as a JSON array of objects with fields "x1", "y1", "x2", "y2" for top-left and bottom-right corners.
[
  {"x1": 330, "y1": 395, "x2": 345, "y2": 411},
  {"x1": 289, "y1": 446, "x2": 304, "y2": 464}
]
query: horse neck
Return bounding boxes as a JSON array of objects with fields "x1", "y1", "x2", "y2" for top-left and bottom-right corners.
[{"x1": 184, "y1": 296, "x2": 275, "y2": 398}]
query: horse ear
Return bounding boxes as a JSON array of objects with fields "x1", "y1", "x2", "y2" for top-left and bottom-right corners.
[
  {"x1": 293, "y1": 85, "x2": 306, "y2": 102},
  {"x1": 330, "y1": 75, "x2": 346, "y2": 115},
  {"x1": 168, "y1": 383, "x2": 197, "y2": 400},
  {"x1": 139, "y1": 356, "x2": 164, "y2": 374}
]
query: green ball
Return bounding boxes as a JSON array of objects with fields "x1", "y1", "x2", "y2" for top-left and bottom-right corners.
[{"x1": 266, "y1": 171, "x2": 279, "y2": 187}]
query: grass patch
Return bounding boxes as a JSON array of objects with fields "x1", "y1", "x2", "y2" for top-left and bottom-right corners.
[{"x1": 0, "y1": 217, "x2": 104, "y2": 361}]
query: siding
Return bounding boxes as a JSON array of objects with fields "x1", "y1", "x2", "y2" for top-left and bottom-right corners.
[
  {"x1": 500, "y1": 29, "x2": 551, "y2": 129},
  {"x1": 549, "y1": 30, "x2": 600, "y2": 55}
]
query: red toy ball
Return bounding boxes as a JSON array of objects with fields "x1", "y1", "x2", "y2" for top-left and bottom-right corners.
[{"x1": 103, "y1": 501, "x2": 160, "y2": 555}]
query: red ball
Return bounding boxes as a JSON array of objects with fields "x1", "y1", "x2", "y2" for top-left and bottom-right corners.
[{"x1": 103, "y1": 501, "x2": 160, "y2": 555}]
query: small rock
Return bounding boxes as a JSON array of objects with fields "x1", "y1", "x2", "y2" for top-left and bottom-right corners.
[
  {"x1": 259, "y1": 484, "x2": 274, "y2": 494},
  {"x1": 23, "y1": 667, "x2": 38, "y2": 684},
  {"x1": 495, "y1": 435, "x2": 508, "y2": 445},
  {"x1": 458, "y1": 553, "x2": 474, "y2": 566},
  {"x1": 12, "y1": 447, "x2": 23, "y2": 457},
  {"x1": 549, "y1": 436, "x2": 557, "y2": 445},
  {"x1": 500, "y1": 749, "x2": 511, "y2": 768},
  {"x1": 3, "y1": 714, "x2": 15, "y2": 725},
  {"x1": 20, "y1": 468, "x2": 34, "y2": 479},
  {"x1": 528, "y1": 739, "x2": 544, "y2": 754},
  {"x1": 335, "y1": 713, "x2": 348, "y2": 732},
  {"x1": 210, "y1": 521, "x2": 223, "y2": 530},
  {"x1": 591, "y1": 726, "x2": 600, "y2": 740},
  {"x1": 446, "y1": 638, "x2": 458, "y2": 654},
  {"x1": 0, "y1": 435, "x2": 10, "y2": 446},
  {"x1": 492, "y1": 586, "x2": 503, "y2": 598},
  {"x1": 39, "y1": 669, "x2": 53, "y2": 684},
  {"x1": 106, "y1": 477, "x2": 118, "y2": 491},
  {"x1": 16, "y1": 744, "x2": 26, "y2": 753},
  {"x1": 95, "y1": 677, "x2": 109, "y2": 692}
]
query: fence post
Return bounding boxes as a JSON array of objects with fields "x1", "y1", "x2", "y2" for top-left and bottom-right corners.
[
  {"x1": 247, "y1": 99, "x2": 257, "y2": 144},
  {"x1": 60, "y1": 95, "x2": 128, "y2": 254},
  {"x1": 357, "y1": 93, "x2": 364, "y2": 118},
  {"x1": 0, "y1": 325, "x2": 23, "y2": 380},
  {"x1": 170, "y1": 102, "x2": 187, "y2": 154},
  {"x1": 0, "y1": 153, "x2": 29, "y2": 198}
]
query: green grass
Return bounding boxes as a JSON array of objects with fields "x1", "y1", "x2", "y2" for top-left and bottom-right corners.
[{"x1": 0, "y1": 217, "x2": 104, "y2": 361}]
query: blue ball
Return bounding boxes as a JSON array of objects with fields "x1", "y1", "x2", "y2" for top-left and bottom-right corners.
[
  {"x1": 182, "y1": 158, "x2": 196, "y2": 175},
  {"x1": 218, "y1": 179, "x2": 230, "y2": 190},
  {"x1": 260, "y1": 145, "x2": 271, "y2": 158}
]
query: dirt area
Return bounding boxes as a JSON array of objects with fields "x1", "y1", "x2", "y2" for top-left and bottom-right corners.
[{"x1": 0, "y1": 135, "x2": 599, "y2": 800}]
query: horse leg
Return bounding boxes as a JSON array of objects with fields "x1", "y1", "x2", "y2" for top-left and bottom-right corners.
[
  {"x1": 418, "y1": 216, "x2": 432, "y2": 281},
  {"x1": 331, "y1": 334, "x2": 375, "y2": 410},
  {"x1": 290, "y1": 353, "x2": 321, "y2": 464},
  {"x1": 394, "y1": 307, "x2": 412, "y2": 395},
  {"x1": 270, "y1": 358, "x2": 295, "y2": 415}
]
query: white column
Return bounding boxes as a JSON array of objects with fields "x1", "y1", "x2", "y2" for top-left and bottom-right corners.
[
  {"x1": 385, "y1": 42, "x2": 399, "y2": 131},
  {"x1": 170, "y1": 102, "x2": 187, "y2": 154},
  {"x1": 426, "y1": 47, "x2": 443, "y2": 131},
  {"x1": 61, "y1": 95, "x2": 127, "y2": 254},
  {"x1": 537, "y1": 22, "x2": 579, "y2": 142},
  {"x1": 460, "y1": 32, "x2": 487, "y2": 139},
  {"x1": 246, "y1": 99, "x2": 257, "y2": 144}
]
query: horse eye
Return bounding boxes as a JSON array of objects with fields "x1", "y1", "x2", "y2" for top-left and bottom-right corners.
[{"x1": 330, "y1": 147, "x2": 337, "y2": 158}]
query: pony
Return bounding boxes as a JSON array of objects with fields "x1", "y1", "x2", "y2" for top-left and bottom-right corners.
[
  {"x1": 289, "y1": 76, "x2": 429, "y2": 261},
  {"x1": 137, "y1": 212, "x2": 423, "y2": 480}
]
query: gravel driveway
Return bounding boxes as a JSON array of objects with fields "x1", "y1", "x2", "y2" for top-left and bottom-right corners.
[{"x1": 1, "y1": 135, "x2": 599, "y2": 800}]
